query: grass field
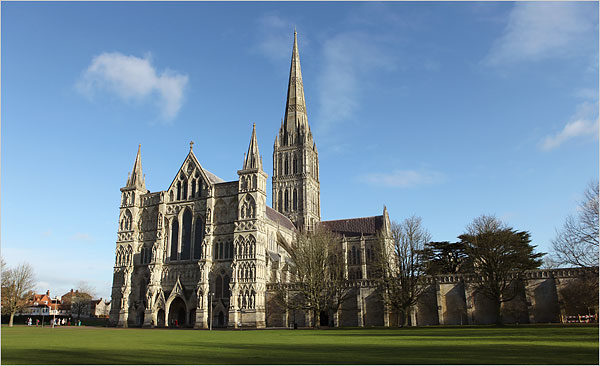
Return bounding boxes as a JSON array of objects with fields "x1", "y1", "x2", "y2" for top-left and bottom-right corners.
[{"x1": 1, "y1": 324, "x2": 598, "y2": 364}]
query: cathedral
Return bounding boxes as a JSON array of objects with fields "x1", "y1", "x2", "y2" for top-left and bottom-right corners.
[
  {"x1": 110, "y1": 31, "x2": 587, "y2": 329},
  {"x1": 109, "y1": 32, "x2": 391, "y2": 328}
]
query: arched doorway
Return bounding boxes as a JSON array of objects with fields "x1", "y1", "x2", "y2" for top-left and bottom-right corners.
[
  {"x1": 320, "y1": 311, "x2": 329, "y2": 327},
  {"x1": 157, "y1": 309, "x2": 165, "y2": 327},
  {"x1": 136, "y1": 311, "x2": 145, "y2": 327},
  {"x1": 218, "y1": 311, "x2": 225, "y2": 327},
  {"x1": 168, "y1": 297, "x2": 187, "y2": 327}
]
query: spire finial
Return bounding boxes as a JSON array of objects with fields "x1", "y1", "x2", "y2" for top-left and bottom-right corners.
[
  {"x1": 126, "y1": 144, "x2": 146, "y2": 190},
  {"x1": 190, "y1": 140, "x2": 194, "y2": 151},
  {"x1": 242, "y1": 123, "x2": 262, "y2": 171}
]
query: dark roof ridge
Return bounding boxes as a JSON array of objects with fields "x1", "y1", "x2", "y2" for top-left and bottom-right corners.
[{"x1": 321, "y1": 214, "x2": 383, "y2": 223}]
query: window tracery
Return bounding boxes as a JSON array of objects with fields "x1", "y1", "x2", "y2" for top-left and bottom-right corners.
[{"x1": 240, "y1": 195, "x2": 256, "y2": 219}]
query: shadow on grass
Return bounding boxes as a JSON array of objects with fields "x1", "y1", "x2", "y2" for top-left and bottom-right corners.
[{"x1": 3, "y1": 341, "x2": 598, "y2": 365}]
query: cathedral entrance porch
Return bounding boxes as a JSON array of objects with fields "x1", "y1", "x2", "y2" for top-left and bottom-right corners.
[
  {"x1": 156, "y1": 309, "x2": 165, "y2": 327},
  {"x1": 168, "y1": 297, "x2": 187, "y2": 327}
]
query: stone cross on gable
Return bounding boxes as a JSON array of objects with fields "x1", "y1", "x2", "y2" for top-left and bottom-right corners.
[{"x1": 190, "y1": 141, "x2": 194, "y2": 151}]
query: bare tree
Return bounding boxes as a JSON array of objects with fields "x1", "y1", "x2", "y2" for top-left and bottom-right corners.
[
  {"x1": 273, "y1": 227, "x2": 350, "y2": 328},
  {"x1": 373, "y1": 216, "x2": 431, "y2": 327},
  {"x1": 459, "y1": 215, "x2": 543, "y2": 325},
  {"x1": 558, "y1": 274, "x2": 599, "y2": 316},
  {"x1": 552, "y1": 181, "x2": 599, "y2": 268},
  {"x1": 1, "y1": 262, "x2": 36, "y2": 327},
  {"x1": 68, "y1": 282, "x2": 96, "y2": 319}
]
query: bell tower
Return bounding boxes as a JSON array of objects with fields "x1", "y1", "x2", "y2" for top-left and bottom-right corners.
[{"x1": 272, "y1": 31, "x2": 321, "y2": 232}]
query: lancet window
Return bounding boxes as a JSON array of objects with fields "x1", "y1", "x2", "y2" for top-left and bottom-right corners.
[
  {"x1": 293, "y1": 189, "x2": 298, "y2": 211},
  {"x1": 293, "y1": 154, "x2": 298, "y2": 174},
  {"x1": 181, "y1": 209, "x2": 192, "y2": 260},
  {"x1": 170, "y1": 219, "x2": 179, "y2": 261},
  {"x1": 193, "y1": 217, "x2": 203, "y2": 260}
]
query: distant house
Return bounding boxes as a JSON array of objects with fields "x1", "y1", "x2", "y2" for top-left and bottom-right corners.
[
  {"x1": 61, "y1": 289, "x2": 92, "y2": 319},
  {"x1": 18, "y1": 291, "x2": 65, "y2": 318},
  {"x1": 90, "y1": 298, "x2": 111, "y2": 318}
]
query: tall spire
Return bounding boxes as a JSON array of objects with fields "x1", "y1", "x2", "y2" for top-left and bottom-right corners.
[
  {"x1": 243, "y1": 123, "x2": 262, "y2": 170},
  {"x1": 126, "y1": 144, "x2": 146, "y2": 190},
  {"x1": 283, "y1": 30, "x2": 309, "y2": 138}
]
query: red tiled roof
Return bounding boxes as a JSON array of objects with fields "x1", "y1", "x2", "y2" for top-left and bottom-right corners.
[
  {"x1": 320, "y1": 215, "x2": 384, "y2": 236},
  {"x1": 265, "y1": 206, "x2": 296, "y2": 231}
]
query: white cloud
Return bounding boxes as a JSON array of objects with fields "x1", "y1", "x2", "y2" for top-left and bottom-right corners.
[
  {"x1": 360, "y1": 169, "x2": 445, "y2": 188},
  {"x1": 316, "y1": 32, "x2": 395, "y2": 132},
  {"x1": 486, "y1": 2, "x2": 597, "y2": 65},
  {"x1": 540, "y1": 100, "x2": 599, "y2": 151},
  {"x1": 540, "y1": 118, "x2": 599, "y2": 151},
  {"x1": 77, "y1": 52, "x2": 188, "y2": 121}
]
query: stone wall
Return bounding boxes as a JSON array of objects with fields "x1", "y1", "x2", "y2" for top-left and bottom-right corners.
[{"x1": 265, "y1": 267, "x2": 597, "y2": 328}]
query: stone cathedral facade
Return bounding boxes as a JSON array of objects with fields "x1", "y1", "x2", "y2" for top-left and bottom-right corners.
[
  {"x1": 110, "y1": 32, "x2": 582, "y2": 329},
  {"x1": 109, "y1": 32, "x2": 390, "y2": 328}
]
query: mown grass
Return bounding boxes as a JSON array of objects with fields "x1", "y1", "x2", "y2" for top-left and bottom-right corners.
[{"x1": 1, "y1": 324, "x2": 598, "y2": 364}]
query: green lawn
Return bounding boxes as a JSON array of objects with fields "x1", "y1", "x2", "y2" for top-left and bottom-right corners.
[{"x1": 1, "y1": 325, "x2": 598, "y2": 364}]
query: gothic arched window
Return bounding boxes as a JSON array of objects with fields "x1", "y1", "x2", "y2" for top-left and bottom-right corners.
[
  {"x1": 284, "y1": 190, "x2": 289, "y2": 212},
  {"x1": 284, "y1": 154, "x2": 289, "y2": 175},
  {"x1": 278, "y1": 156, "x2": 282, "y2": 176},
  {"x1": 216, "y1": 275, "x2": 223, "y2": 299},
  {"x1": 193, "y1": 217, "x2": 203, "y2": 260},
  {"x1": 177, "y1": 182, "x2": 181, "y2": 201},
  {"x1": 223, "y1": 275, "x2": 230, "y2": 298},
  {"x1": 293, "y1": 189, "x2": 298, "y2": 211},
  {"x1": 181, "y1": 209, "x2": 192, "y2": 260},
  {"x1": 183, "y1": 179, "x2": 188, "y2": 200},
  {"x1": 170, "y1": 219, "x2": 179, "y2": 261},
  {"x1": 293, "y1": 154, "x2": 298, "y2": 174},
  {"x1": 278, "y1": 190, "x2": 283, "y2": 212},
  {"x1": 191, "y1": 179, "x2": 196, "y2": 198}
]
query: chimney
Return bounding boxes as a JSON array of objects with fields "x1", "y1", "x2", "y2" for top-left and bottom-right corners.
[{"x1": 46, "y1": 290, "x2": 50, "y2": 296}]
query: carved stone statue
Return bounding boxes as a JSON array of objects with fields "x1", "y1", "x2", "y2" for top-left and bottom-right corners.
[
  {"x1": 146, "y1": 287, "x2": 153, "y2": 309},
  {"x1": 196, "y1": 287, "x2": 204, "y2": 309}
]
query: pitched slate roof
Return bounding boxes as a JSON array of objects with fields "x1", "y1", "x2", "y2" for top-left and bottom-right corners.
[
  {"x1": 204, "y1": 169, "x2": 225, "y2": 184},
  {"x1": 265, "y1": 206, "x2": 296, "y2": 231},
  {"x1": 320, "y1": 215, "x2": 384, "y2": 237}
]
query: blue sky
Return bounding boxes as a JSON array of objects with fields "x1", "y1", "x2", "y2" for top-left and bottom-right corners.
[{"x1": 2, "y1": 1, "x2": 598, "y2": 299}]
